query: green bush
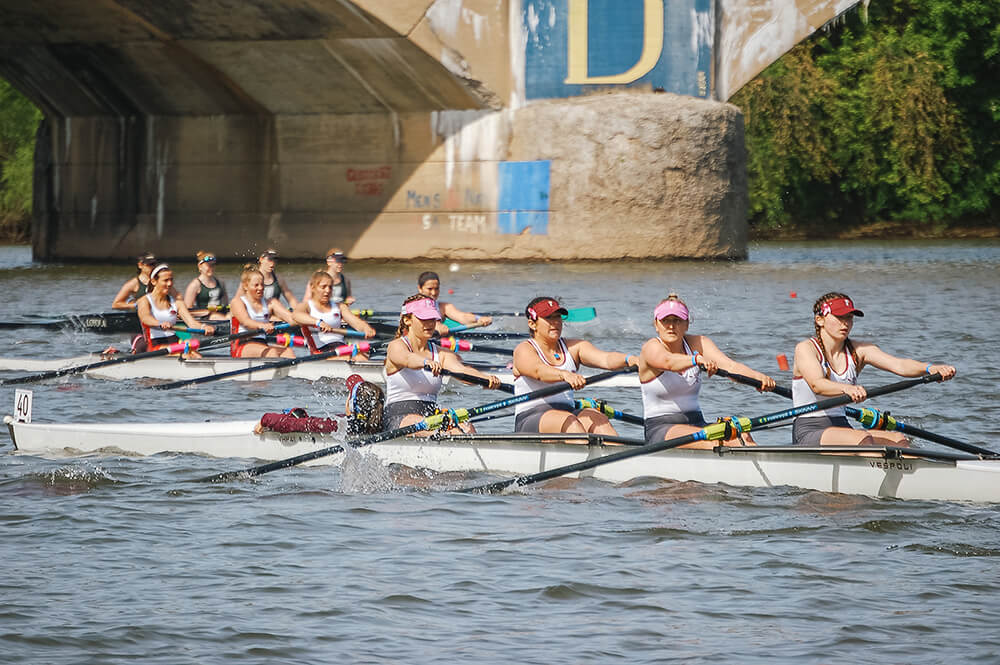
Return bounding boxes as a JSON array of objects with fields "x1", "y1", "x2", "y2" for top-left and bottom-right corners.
[{"x1": 0, "y1": 79, "x2": 41, "y2": 242}]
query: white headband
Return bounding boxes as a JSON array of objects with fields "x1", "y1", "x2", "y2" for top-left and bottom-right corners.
[{"x1": 151, "y1": 264, "x2": 171, "y2": 280}]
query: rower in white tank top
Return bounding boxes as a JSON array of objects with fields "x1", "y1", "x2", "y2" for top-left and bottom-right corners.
[
  {"x1": 384, "y1": 338, "x2": 443, "y2": 405},
  {"x1": 514, "y1": 339, "x2": 577, "y2": 416},
  {"x1": 144, "y1": 293, "x2": 178, "y2": 341},
  {"x1": 793, "y1": 337, "x2": 858, "y2": 419},
  {"x1": 234, "y1": 295, "x2": 269, "y2": 341},
  {"x1": 640, "y1": 337, "x2": 702, "y2": 417},
  {"x1": 307, "y1": 299, "x2": 344, "y2": 348}
]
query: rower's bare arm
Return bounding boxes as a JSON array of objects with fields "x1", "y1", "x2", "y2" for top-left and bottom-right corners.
[
  {"x1": 700, "y1": 336, "x2": 775, "y2": 390},
  {"x1": 441, "y1": 351, "x2": 501, "y2": 388},
  {"x1": 793, "y1": 340, "x2": 864, "y2": 399},
  {"x1": 176, "y1": 300, "x2": 212, "y2": 334},
  {"x1": 112, "y1": 279, "x2": 139, "y2": 310},
  {"x1": 385, "y1": 338, "x2": 427, "y2": 373},
  {"x1": 856, "y1": 342, "x2": 957, "y2": 380},
  {"x1": 135, "y1": 298, "x2": 158, "y2": 328},
  {"x1": 183, "y1": 278, "x2": 201, "y2": 309},
  {"x1": 513, "y1": 341, "x2": 583, "y2": 387},
  {"x1": 440, "y1": 302, "x2": 477, "y2": 325},
  {"x1": 279, "y1": 276, "x2": 299, "y2": 309},
  {"x1": 340, "y1": 304, "x2": 376, "y2": 338},
  {"x1": 574, "y1": 339, "x2": 629, "y2": 370},
  {"x1": 270, "y1": 300, "x2": 297, "y2": 326},
  {"x1": 291, "y1": 303, "x2": 314, "y2": 327},
  {"x1": 641, "y1": 336, "x2": 703, "y2": 373}
]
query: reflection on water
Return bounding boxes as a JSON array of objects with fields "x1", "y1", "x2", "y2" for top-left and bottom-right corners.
[{"x1": 0, "y1": 240, "x2": 999, "y2": 663}]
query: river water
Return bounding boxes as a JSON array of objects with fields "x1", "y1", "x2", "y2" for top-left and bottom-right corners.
[{"x1": 0, "y1": 241, "x2": 998, "y2": 663}]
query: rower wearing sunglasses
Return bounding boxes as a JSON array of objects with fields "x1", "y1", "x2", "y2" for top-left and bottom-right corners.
[{"x1": 183, "y1": 250, "x2": 229, "y2": 320}]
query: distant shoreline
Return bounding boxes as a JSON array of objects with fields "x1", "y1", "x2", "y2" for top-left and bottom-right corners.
[{"x1": 750, "y1": 220, "x2": 1000, "y2": 241}]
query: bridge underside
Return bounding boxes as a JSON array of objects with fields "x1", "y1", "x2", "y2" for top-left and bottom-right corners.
[{"x1": 0, "y1": 0, "x2": 857, "y2": 261}]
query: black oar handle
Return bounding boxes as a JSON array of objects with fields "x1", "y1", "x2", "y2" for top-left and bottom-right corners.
[
  {"x1": 462, "y1": 373, "x2": 942, "y2": 494},
  {"x1": 712, "y1": 367, "x2": 793, "y2": 399},
  {"x1": 439, "y1": 368, "x2": 514, "y2": 394}
]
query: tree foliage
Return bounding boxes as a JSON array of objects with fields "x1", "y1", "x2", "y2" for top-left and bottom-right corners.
[
  {"x1": 0, "y1": 79, "x2": 41, "y2": 241},
  {"x1": 731, "y1": 0, "x2": 1000, "y2": 231}
]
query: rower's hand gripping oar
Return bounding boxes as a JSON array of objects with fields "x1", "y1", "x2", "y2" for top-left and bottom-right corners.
[
  {"x1": 0, "y1": 324, "x2": 294, "y2": 386},
  {"x1": 200, "y1": 364, "x2": 639, "y2": 483},
  {"x1": 460, "y1": 373, "x2": 946, "y2": 494},
  {"x1": 153, "y1": 341, "x2": 381, "y2": 390},
  {"x1": 713, "y1": 367, "x2": 996, "y2": 458}
]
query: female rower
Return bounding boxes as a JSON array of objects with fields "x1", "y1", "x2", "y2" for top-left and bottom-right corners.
[
  {"x1": 136, "y1": 264, "x2": 215, "y2": 358},
  {"x1": 638, "y1": 294, "x2": 776, "y2": 447},
  {"x1": 112, "y1": 251, "x2": 157, "y2": 310},
  {"x1": 512, "y1": 296, "x2": 634, "y2": 435},
  {"x1": 230, "y1": 265, "x2": 298, "y2": 359},
  {"x1": 233, "y1": 249, "x2": 299, "y2": 310},
  {"x1": 183, "y1": 251, "x2": 229, "y2": 320},
  {"x1": 383, "y1": 294, "x2": 501, "y2": 434},
  {"x1": 293, "y1": 271, "x2": 376, "y2": 359},
  {"x1": 417, "y1": 271, "x2": 492, "y2": 335},
  {"x1": 792, "y1": 292, "x2": 956, "y2": 447},
  {"x1": 303, "y1": 248, "x2": 354, "y2": 305}
]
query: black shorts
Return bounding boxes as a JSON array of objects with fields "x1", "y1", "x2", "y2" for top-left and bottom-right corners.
[
  {"x1": 513, "y1": 403, "x2": 580, "y2": 433},
  {"x1": 384, "y1": 400, "x2": 437, "y2": 430},
  {"x1": 644, "y1": 411, "x2": 707, "y2": 443},
  {"x1": 792, "y1": 415, "x2": 853, "y2": 446}
]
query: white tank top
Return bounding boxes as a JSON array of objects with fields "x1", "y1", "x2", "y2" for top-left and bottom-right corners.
[
  {"x1": 792, "y1": 338, "x2": 858, "y2": 418},
  {"x1": 235, "y1": 296, "x2": 269, "y2": 341},
  {"x1": 308, "y1": 299, "x2": 344, "y2": 347},
  {"x1": 384, "y1": 338, "x2": 443, "y2": 405},
  {"x1": 641, "y1": 337, "x2": 702, "y2": 418},
  {"x1": 513, "y1": 339, "x2": 577, "y2": 415},
  {"x1": 145, "y1": 294, "x2": 178, "y2": 340}
]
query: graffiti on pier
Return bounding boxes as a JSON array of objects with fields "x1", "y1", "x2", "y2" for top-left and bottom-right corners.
[{"x1": 347, "y1": 166, "x2": 391, "y2": 197}]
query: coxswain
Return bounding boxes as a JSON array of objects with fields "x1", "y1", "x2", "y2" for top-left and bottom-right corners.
[
  {"x1": 512, "y1": 297, "x2": 634, "y2": 435},
  {"x1": 383, "y1": 294, "x2": 501, "y2": 434},
  {"x1": 638, "y1": 294, "x2": 775, "y2": 447},
  {"x1": 792, "y1": 292, "x2": 956, "y2": 446}
]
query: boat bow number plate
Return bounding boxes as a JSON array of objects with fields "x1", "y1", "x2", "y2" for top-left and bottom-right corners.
[{"x1": 14, "y1": 389, "x2": 31, "y2": 423}]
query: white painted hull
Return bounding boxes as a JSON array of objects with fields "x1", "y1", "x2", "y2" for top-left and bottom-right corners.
[
  {"x1": 6, "y1": 417, "x2": 999, "y2": 503},
  {"x1": 0, "y1": 355, "x2": 386, "y2": 383}
]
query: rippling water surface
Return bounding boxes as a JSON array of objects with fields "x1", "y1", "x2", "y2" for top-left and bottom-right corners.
[{"x1": 1, "y1": 241, "x2": 999, "y2": 664}]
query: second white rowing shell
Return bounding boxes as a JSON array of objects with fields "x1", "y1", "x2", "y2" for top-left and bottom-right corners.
[{"x1": 0, "y1": 355, "x2": 639, "y2": 387}]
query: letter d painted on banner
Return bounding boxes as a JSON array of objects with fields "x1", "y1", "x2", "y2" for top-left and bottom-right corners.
[{"x1": 564, "y1": 0, "x2": 664, "y2": 84}]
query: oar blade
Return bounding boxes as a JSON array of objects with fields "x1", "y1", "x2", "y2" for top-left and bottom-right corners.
[{"x1": 563, "y1": 307, "x2": 597, "y2": 322}]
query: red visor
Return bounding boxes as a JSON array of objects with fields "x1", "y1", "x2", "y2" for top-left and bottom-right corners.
[
  {"x1": 820, "y1": 297, "x2": 864, "y2": 317},
  {"x1": 527, "y1": 299, "x2": 568, "y2": 321}
]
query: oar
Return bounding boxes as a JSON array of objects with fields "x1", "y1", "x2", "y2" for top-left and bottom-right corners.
[
  {"x1": 200, "y1": 365, "x2": 639, "y2": 482},
  {"x1": 152, "y1": 341, "x2": 380, "y2": 390},
  {"x1": 712, "y1": 368, "x2": 996, "y2": 457},
  {"x1": 444, "y1": 321, "x2": 492, "y2": 334},
  {"x1": 460, "y1": 373, "x2": 945, "y2": 494},
  {"x1": 353, "y1": 306, "x2": 598, "y2": 323},
  {"x1": 0, "y1": 324, "x2": 293, "y2": 386},
  {"x1": 573, "y1": 398, "x2": 644, "y2": 426},
  {"x1": 433, "y1": 337, "x2": 513, "y2": 356},
  {"x1": 438, "y1": 368, "x2": 514, "y2": 393}
]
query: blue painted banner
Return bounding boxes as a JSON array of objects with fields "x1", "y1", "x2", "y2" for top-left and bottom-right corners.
[
  {"x1": 524, "y1": 0, "x2": 713, "y2": 100},
  {"x1": 497, "y1": 161, "x2": 550, "y2": 235}
]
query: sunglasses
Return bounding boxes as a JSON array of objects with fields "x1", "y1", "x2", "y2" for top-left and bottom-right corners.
[
  {"x1": 199, "y1": 256, "x2": 217, "y2": 264},
  {"x1": 327, "y1": 254, "x2": 346, "y2": 262}
]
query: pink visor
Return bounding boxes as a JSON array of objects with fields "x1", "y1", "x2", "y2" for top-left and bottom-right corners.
[
  {"x1": 654, "y1": 300, "x2": 689, "y2": 321},
  {"x1": 404, "y1": 298, "x2": 442, "y2": 321}
]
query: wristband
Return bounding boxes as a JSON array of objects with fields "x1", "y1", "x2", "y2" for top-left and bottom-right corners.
[
  {"x1": 925, "y1": 364, "x2": 933, "y2": 374},
  {"x1": 625, "y1": 354, "x2": 634, "y2": 366},
  {"x1": 691, "y1": 353, "x2": 700, "y2": 367}
]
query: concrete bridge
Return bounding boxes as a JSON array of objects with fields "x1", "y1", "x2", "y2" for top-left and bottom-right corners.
[{"x1": 0, "y1": 0, "x2": 859, "y2": 261}]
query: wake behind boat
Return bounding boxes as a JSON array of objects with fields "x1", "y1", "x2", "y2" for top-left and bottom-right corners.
[{"x1": 5, "y1": 416, "x2": 1000, "y2": 503}]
